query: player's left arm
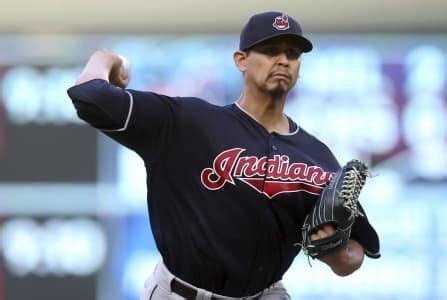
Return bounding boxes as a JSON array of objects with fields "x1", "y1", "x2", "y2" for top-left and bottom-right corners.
[
  {"x1": 312, "y1": 225, "x2": 364, "y2": 276},
  {"x1": 299, "y1": 160, "x2": 380, "y2": 276}
]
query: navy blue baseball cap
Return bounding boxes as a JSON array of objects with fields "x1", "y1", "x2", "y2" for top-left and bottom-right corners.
[{"x1": 239, "y1": 11, "x2": 313, "y2": 53}]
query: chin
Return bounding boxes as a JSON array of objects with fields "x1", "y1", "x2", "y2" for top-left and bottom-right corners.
[{"x1": 269, "y1": 83, "x2": 290, "y2": 96}]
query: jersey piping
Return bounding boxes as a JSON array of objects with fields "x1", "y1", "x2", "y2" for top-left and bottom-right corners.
[
  {"x1": 234, "y1": 102, "x2": 299, "y2": 136},
  {"x1": 101, "y1": 90, "x2": 134, "y2": 132}
]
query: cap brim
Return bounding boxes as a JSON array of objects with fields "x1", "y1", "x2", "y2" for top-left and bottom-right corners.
[{"x1": 243, "y1": 33, "x2": 313, "y2": 53}]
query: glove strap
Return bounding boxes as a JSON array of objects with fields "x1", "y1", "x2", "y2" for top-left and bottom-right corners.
[{"x1": 306, "y1": 230, "x2": 348, "y2": 259}]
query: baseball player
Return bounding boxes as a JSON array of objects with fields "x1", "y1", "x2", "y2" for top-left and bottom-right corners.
[{"x1": 67, "y1": 11, "x2": 380, "y2": 300}]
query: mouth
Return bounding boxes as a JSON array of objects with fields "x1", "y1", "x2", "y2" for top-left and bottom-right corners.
[{"x1": 270, "y1": 73, "x2": 290, "y2": 80}]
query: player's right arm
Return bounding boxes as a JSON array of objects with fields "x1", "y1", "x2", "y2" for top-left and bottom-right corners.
[{"x1": 67, "y1": 50, "x2": 175, "y2": 161}]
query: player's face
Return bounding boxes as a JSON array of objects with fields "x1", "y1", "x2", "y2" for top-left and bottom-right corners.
[{"x1": 244, "y1": 36, "x2": 302, "y2": 95}]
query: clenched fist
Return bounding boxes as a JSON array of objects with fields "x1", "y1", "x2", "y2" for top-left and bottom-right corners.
[
  {"x1": 76, "y1": 50, "x2": 131, "y2": 88},
  {"x1": 110, "y1": 54, "x2": 130, "y2": 88}
]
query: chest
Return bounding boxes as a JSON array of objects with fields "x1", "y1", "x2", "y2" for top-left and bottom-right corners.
[{"x1": 173, "y1": 120, "x2": 334, "y2": 200}]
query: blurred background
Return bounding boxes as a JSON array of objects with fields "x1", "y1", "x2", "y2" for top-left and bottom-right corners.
[{"x1": 0, "y1": 1, "x2": 446, "y2": 299}]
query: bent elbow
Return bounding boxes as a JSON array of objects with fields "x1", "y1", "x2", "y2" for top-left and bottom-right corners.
[
  {"x1": 67, "y1": 79, "x2": 129, "y2": 128},
  {"x1": 73, "y1": 102, "x2": 120, "y2": 129}
]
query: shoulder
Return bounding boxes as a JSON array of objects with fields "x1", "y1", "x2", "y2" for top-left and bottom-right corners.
[
  {"x1": 297, "y1": 127, "x2": 340, "y2": 170},
  {"x1": 126, "y1": 90, "x2": 222, "y2": 111},
  {"x1": 130, "y1": 90, "x2": 215, "y2": 106},
  {"x1": 135, "y1": 93, "x2": 228, "y2": 123},
  {"x1": 175, "y1": 96, "x2": 220, "y2": 108},
  {"x1": 298, "y1": 127, "x2": 329, "y2": 147},
  {"x1": 172, "y1": 96, "x2": 227, "y2": 116}
]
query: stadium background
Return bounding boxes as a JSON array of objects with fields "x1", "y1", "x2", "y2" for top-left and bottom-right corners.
[{"x1": 0, "y1": 1, "x2": 446, "y2": 299}]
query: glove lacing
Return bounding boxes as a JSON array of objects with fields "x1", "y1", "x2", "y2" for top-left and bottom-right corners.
[
  {"x1": 294, "y1": 215, "x2": 314, "y2": 267},
  {"x1": 341, "y1": 162, "x2": 368, "y2": 220},
  {"x1": 294, "y1": 160, "x2": 370, "y2": 267}
]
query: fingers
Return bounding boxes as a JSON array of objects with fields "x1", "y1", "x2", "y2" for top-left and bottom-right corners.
[
  {"x1": 310, "y1": 232, "x2": 320, "y2": 241},
  {"x1": 110, "y1": 77, "x2": 129, "y2": 89},
  {"x1": 109, "y1": 55, "x2": 131, "y2": 88},
  {"x1": 310, "y1": 224, "x2": 336, "y2": 241},
  {"x1": 76, "y1": 50, "x2": 122, "y2": 85}
]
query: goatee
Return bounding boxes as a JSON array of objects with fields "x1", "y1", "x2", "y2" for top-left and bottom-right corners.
[{"x1": 269, "y1": 85, "x2": 287, "y2": 98}]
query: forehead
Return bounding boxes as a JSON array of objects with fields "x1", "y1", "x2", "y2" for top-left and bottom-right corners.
[{"x1": 252, "y1": 35, "x2": 302, "y2": 48}]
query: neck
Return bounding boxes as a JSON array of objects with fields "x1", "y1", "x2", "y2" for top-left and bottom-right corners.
[{"x1": 236, "y1": 86, "x2": 290, "y2": 134}]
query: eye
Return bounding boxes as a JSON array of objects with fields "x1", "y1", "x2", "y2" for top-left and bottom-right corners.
[
  {"x1": 253, "y1": 45, "x2": 302, "y2": 59},
  {"x1": 286, "y1": 48, "x2": 302, "y2": 60},
  {"x1": 254, "y1": 45, "x2": 280, "y2": 56}
]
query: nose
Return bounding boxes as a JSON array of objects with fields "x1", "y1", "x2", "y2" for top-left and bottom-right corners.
[{"x1": 276, "y1": 52, "x2": 289, "y2": 66}]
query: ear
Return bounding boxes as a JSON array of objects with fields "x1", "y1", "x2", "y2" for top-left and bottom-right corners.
[{"x1": 233, "y1": 50, "x2": 248, "y2": 72}]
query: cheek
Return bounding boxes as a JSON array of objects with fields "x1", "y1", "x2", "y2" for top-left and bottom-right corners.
[
  {"x1": 248, "y1": 60, "x2": 269, "y2": 80},
  {"x1": 291, "y1": 60, "x2": 302, "y2": 78},
  {"x1": 296, "y1": 59, "x2": 302, "y2": 72}
]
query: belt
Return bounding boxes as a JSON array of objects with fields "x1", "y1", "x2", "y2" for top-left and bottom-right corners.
[{"x1": 170, "y1": 278, "x2": 219, "y2": 299}]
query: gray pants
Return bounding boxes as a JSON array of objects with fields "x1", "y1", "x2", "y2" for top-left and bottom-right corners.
[{"x1": 140, "y1": 261, "x2": 291, "y2": 300}]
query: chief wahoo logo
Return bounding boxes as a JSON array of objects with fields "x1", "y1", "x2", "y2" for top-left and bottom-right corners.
[{"x1": 273, "y1": 14, "x2": 290, "y2": 30}]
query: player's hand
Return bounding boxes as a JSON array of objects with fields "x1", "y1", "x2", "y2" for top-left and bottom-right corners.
[
  {"x1": 310, "y1": 224, "x2": 336, "y2": 241},
  {"x1": 76, "y1": 50, "x2": 130, "y2": 88},
  {"x1": 109, "y1": 53, "x2": 131, "y2": 89},
  {"x1": 310, "y1": 225, "x2": 364, "y2": 276}
]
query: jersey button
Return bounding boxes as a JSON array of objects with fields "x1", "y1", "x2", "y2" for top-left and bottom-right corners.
[{"x1": 272, "y1": 145, "x2": 278, "y2": 151}]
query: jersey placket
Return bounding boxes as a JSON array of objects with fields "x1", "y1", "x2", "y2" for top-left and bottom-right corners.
[{"x1": 263, "y1": 133, "x2": 280, "y2": 198}]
